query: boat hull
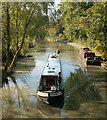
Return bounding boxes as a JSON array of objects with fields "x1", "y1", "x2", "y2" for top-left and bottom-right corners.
[
  {"x1": 79, "y1": 55, "x2": 101, "y2": 65},
  {"x1": 86, "y1": 60, "x2": 101, "y2": 65},
  {"x1": 101, "y1": 62, "x2": 107, "y2": 70},
  {"x1": 36, "y1": 90, "x2": 64, "y2": 105}
]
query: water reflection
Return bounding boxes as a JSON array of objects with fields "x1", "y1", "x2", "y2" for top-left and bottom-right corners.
[
  {"x1": 64, "y1": 69, "x2": 102, "y2": 110},
  {"x1": 3, "y1": 76, "x2": 39, "y2": 118},
  {"x1": 3, "y1": 75, "x2": 64, "y2": 118},
  {"x1": 2, "y1": 41, "x2": 106, "y2": 118},
  {"x1": 3, "y1": 76, "x2": 26, "y2": 108}
]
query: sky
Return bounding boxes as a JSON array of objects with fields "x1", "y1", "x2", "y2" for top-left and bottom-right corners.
[{"x1": 55, "y1": 0, "x2": 60, "y2": 8}]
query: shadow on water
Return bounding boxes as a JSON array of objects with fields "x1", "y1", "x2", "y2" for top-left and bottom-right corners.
[
  {"x1": 37, "y1": 98, "x2": 64, "y2": 109},
  {"x1": 36, "y1": 99, "x2": 64, "y2": 118},
  {"x1": 64, "y1": 68, "x2": 102, "y2": 110},
  {"x1": 50, "y1": 96, "x2": 64, "y2": 109}
]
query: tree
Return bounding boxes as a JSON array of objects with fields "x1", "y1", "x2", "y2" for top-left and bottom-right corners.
[
  {"x1": 58, "y1": 2, "x2": 107, "y2": 59},
  {"x1": 2, "y1": 2, "x2": 50, "y2": 72}
]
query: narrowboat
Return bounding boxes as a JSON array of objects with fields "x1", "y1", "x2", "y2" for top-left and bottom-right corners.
[
  {"x1": 36, "y1": 53, "x2": 64, "y2": 105},
  {"x1": 101, "y1": 61, "x2": 107, "y2": 70},
  {"x1": 79, "y1": 48, "x2": 101, "y2": 65}
]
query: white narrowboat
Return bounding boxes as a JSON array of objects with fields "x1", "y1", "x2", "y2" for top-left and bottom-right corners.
[{"x1": 36, "y1": 53, "x2": 64, "y2": 105}]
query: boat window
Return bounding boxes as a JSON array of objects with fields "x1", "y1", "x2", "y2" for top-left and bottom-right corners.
[
  {"x1": 85, "y1": 53, "x2": 95, "y2": 58},
  {"x1": 42, "y1": 77, "x2": 46, "y2": 86},
  {"x1": 46, "y1": 76, "x2": 55, "y2": 85},
  {"x1": 48, "y1": 71, "x2": 55, "y2": 73},
  {"x1": 41, "y1": 76, "x2": 58, "y2": 90},
  {"x1": 52, "y1": 68, "x2": 55, "y2": 70}
]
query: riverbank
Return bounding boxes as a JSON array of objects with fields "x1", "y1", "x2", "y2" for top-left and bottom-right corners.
[
  {"x1": 57, "y1": 40, "x2": 102, "y2": 56},
  {"x1": 67, "y1": 42, "x2": 102, "y2": 56},
  {"x1": 67, "y1": 42, "x2": 83, "y2": 49},
  {"x1": 2, "y1": 47, "x2": 35, "y2": 85},
  {"x1": 57, "y1": 40, "x2": 107, "y2": 69}
]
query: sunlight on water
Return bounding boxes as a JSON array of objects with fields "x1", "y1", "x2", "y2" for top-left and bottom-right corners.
[{"x1": 2, "y1": 41, "x2": 106, "y2": 118}]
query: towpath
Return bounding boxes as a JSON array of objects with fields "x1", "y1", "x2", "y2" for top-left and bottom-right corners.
[{"x1": 67, "y1": 42, "x2": 101, "y2": 56}]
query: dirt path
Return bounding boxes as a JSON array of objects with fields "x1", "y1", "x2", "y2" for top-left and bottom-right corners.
[
  {"x1": 67, "y1": 42, "x2": 84, "y2": 49},
  {"x1": 67, "y1": 42, "x2": 101, "y2": 56}
]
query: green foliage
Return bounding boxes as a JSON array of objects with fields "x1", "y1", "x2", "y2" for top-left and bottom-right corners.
[
  {"x1": 58, "y1": 2, "x2": 107, "y2": 59},
  {"x1": 2, "y1": 2, "x2": 50, "y2": 71}
]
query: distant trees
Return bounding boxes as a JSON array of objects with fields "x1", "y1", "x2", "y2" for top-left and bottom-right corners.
[{"x1": 46, "y1": 2, "x2": 107, "y2": 59}]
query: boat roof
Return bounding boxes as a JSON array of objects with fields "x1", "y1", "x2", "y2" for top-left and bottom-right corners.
[
  {"x1": 42, "y1": 53, "x2": 61, "y2": 76},
  {"x1": 80, "y1": 48, "x2": 95, "y2": 53}
]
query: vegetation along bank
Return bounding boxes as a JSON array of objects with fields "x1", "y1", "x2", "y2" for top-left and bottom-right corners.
[{"x1": 2, "y1": 2, "x2": 107, "y2": 79}]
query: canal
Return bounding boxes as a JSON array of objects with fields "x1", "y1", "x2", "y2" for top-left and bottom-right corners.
[{"x1": 2, "y1": 41, "x2": 107, "y2": 118}]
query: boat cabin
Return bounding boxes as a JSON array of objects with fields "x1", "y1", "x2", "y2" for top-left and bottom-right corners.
[
  {"x1": 39, "y1": 75, "x2": 60, "y2": 91},
  {"x1": 84, "y1": 52, "x2": 95, "y2": 59},
  {"x1": 38, "y1": 53, "x2": 62, "y2": 91},
  {"x1": 80, "y1": 48, "x2": 95, "y2": 59}
]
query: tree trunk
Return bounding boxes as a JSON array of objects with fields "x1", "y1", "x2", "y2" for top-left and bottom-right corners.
[
  {"x1": 16, "y1": 3, "x2": 19, "y2": 51},
  {"x1": 5, "y1": 3, "x2": 11, "y2": 71},
  {"x1": 8, "y1": 26, "x2": 27, "y2": 72},
  {"x1": 8, "y1": 9, "x2": 35, "y2": 72}
]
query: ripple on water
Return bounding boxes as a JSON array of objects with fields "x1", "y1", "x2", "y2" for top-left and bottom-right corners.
[{"x1": 2, "y1": 42, "x2": 106, "y2": 118}]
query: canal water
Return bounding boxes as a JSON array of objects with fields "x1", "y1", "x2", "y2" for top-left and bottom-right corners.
[{"x1": 2, "y1": 41, "x2": 107, "y2": 118}]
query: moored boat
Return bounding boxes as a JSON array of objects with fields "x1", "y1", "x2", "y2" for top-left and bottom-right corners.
[
  {"x1": 101, "y1": 61, "x2": 107, "y2": 70},
  {"x1": 79, "y1": 48, "x2": 101, "y2": 65},
  {"x1": 36, "y1": 53, "x2": 64, "y2": 105}
]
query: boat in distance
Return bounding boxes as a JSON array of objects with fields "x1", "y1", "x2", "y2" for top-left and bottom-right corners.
[
  {"x1": 36, "y1": 52, "x2": 64, "y2": 105},
  {"x1": 79, "y1": 48, "x2": 101, "y2": 65}
]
